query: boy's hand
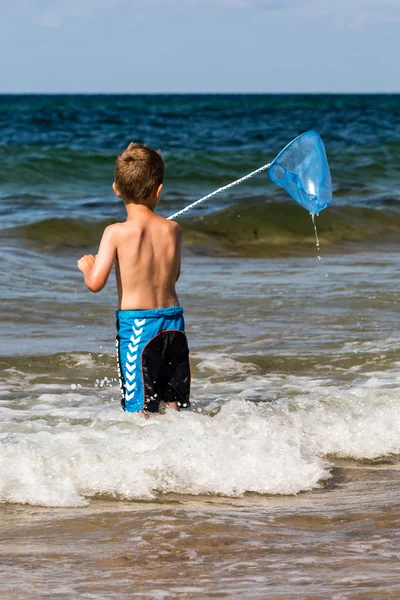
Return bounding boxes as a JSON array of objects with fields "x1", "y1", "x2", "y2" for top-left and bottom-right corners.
[
  {"x1": 77, "y1": 254, "x2": 96, "y2": 273},
  {"x1": 77, "y1": 225, "x2": 117, "y2": 292}
]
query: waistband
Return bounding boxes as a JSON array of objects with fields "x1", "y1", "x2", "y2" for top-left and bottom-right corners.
[{"x1": 116, "y1": 306, "x2": 184, "y2": 319}]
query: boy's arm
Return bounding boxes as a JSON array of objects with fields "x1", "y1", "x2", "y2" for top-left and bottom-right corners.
[
  {"x1": 77, "y1": 225, "x2": 117, "y2": 292},
  {"x1": 175, "y1": 223, "x2": 182, "y2": 281}
]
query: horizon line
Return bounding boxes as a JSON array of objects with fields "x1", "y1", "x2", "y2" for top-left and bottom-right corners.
[{"x1": 1, "y1": 91, "x2": 400, "y2": 96}]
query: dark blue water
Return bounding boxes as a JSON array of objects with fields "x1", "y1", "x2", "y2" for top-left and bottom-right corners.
[{"x1": 1, "y1": 94, "x2": 400, "y2": 231}]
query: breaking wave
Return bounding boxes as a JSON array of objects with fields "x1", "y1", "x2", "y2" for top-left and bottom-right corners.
[{"x1": 5, "y1": 202, "x2": 400, "y2": 255}]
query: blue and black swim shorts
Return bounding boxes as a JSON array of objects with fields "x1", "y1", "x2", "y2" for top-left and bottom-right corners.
[{"x1": 116, "y1": 306, "x2": 191, "y2": 413}]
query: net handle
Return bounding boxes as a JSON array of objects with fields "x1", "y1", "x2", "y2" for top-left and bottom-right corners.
[{"x1": 167, "y1": 162, "x2": 271, "y2": 221}]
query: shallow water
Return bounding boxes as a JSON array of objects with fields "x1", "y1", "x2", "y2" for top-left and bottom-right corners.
[
  {"x1": 1, "y1": 463, "x2": 400, "y2": 599},
  {"x1": 2, "y1": 245, "x2": 400, "y2": 597},
  {"x1": 2, "y1": 249, "x2": 400, "y2": 505}
]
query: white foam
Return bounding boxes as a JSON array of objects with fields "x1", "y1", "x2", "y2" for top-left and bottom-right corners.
[
  {"x1": 0, "y1": 400, "x2": 326, "y2": 507},
  {"x1": 1, "y1": 356, "x2": 400, "y2": 507},
  {"x1": 339, "y1": 336, "x2": 400, "y2": 356},
  {"x1": 286, "y1": 385, "x2": 400, "y2": 460},
  {"x1": 196, "y1": 354, "x2": 258, "y2": 376}
]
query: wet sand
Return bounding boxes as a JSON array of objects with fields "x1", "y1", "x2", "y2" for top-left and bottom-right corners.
[{"x1": 2, "y1": 460, "x2": 400, "y2": 599}]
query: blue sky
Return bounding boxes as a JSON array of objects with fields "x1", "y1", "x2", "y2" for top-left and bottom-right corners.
[{"x1": 0, "y1": 0, "x2": 399, "y2": 93}]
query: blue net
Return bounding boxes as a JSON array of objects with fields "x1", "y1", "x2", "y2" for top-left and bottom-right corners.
[{"x1": 268, "y1": 130, "x2": 332, "y2": 214}]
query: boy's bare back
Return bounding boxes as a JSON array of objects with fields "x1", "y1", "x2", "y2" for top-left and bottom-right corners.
[
  {"x1": 78, "y1": 206, "x2": 181, "y2": 310},
  {"x1": 113, "y1": 206, "x2": 181, "y2": 309}
]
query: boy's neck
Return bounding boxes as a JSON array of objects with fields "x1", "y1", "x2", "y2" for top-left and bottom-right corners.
[{"x1": 124, "y1": 202, "x2": 155, "y2": 220}]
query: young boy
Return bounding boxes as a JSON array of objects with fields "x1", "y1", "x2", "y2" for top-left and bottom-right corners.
[{"x1": 77, "y1": 143, "x2": 190, "y2": 414}]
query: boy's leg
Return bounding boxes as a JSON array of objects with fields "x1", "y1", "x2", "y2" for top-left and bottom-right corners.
[
  {"x1": 157, "y1": 334, "x2": 191, "y2": 410},
  {"x1": 142, "y1": 330, "x2": 191, "y2": 411},
  {"x1": 116, "y1": 316, "x2": 155, "y2": 412}
]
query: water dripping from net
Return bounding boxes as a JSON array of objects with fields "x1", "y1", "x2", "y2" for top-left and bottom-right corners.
[{"x1": 310, "y1": 213, "x2": 321, "y2": 260}]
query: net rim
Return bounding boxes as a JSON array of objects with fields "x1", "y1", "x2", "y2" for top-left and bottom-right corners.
[{"x1": 269, "y1": 129, "x2": 321, "y2": 170}]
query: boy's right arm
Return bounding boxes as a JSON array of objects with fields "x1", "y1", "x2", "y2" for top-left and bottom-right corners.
[{"x1": 77, "y1": 225, "x2": 118, "y2": 292}]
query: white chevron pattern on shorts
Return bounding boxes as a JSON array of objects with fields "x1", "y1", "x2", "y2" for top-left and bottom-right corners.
[
  {"x1": 125, "y1": 381, "x2": 137, "y2": 392},
  {"x1": 124, "y1": 319, "x2": 146, "y2": 405}
]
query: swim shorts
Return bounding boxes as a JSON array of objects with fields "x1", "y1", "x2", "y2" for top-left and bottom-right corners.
[{"x1": 116, "y1": 306, "x2": 190, "y2": 413}]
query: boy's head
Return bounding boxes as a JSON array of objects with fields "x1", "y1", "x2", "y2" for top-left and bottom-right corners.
[{"x1": 113, "y1": 142, "x2": 164, "y2": 208}]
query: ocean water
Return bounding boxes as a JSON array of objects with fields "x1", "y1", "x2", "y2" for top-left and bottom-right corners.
[{"x1": 1, "y1": 95, "x2": 400, "y2": 598}]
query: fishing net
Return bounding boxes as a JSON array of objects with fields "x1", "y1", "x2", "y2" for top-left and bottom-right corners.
[
  {"x1": 268, "y1": 130, "x2": 332, "y2": 214},
  {"x1": 167, "y1": 130, "x2": 332, "y2": 221}
]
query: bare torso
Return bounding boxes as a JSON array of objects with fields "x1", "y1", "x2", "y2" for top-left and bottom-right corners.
[
  {"x1": 77, "y1": 205, "x2": 182, "y2": 310},
  {"x1": 114, "y1": 208, "x2": 181, "y2": 310}
]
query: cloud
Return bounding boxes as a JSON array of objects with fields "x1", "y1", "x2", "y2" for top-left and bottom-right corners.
[
  {"x1": 1, "y1": 0, "x2": 127, "y2": 26},
  {"x1": 187, "y1": 0, "x2": 291, "y2": 8},
  {"x1": 306, "y1": 0, "x2": 400, "y2": 28},
  {"x1": 193, "y1": 0, "x2": 400, "y2": 27},
  {"x1": 38, "y1": 13, "x2": 60, "y2": 28},
  {"x1": 222, "y1": 0, "x2": 288, "y2": 7},
  {"x1": 3, "y1": 0, "x2": 400, "y2": 35}
]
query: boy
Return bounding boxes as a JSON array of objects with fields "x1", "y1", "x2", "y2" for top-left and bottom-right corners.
[{"x1": 77, "y1": 143, "x2": 190, "y2": 414}]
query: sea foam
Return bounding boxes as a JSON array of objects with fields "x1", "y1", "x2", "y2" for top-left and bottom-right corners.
[{"x1": 1, "y1": 372, "x2": 400, "y2": 507}]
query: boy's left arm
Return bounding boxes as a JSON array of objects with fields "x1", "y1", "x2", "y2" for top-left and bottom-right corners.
[{"x1": 77, "y1": 225, "x2": 117, "y2": 292}]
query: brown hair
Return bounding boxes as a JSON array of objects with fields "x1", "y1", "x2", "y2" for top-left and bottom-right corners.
[{"x1": 114, "y1": 142, "x2": 164, "y2": 205}]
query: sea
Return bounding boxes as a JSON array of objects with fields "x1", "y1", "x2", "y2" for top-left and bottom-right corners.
[{"x1": 1, "y1": 94, "x2": 400, "y2": 599}]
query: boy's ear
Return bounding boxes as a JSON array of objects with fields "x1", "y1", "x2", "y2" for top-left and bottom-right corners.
[
  {"x1": 113, "y1": 181, "x2": 122, "y2": 197},
  {"x1": 156, "y1": 183, "x2": 163, "y2": 200}
]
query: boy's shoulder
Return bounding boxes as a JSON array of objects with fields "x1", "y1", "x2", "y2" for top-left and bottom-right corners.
[
  {"x1": 163, "y1": 217, "x2": 181, "y2": 234},
  {"x1": 102, "y1": 221, "x2": 125, "y2": 239},
  {"x1": 164, "y1": 219, "x2": 182, "y2": 244},
  {"x1": 147, "y1": 213, "x2": 182, "y2": 236},
  {"x1": 104, "y1": 216, "x2": 181, "y2": 238}
]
